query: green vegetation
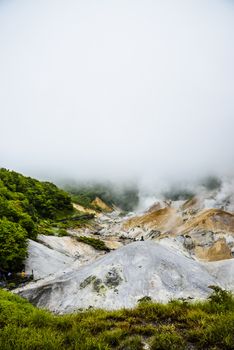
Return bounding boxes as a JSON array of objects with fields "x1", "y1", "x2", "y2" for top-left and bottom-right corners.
[
  {"x1": 37, "y1": 213, "x2": 95, "y2": 237},
  {"x1": 64, "y1": 183, "x2": 139, "y2": 212},
  {"x1": 201, "y1": 176, "x2": 222, "y2": 191},
  {"x1": 76, "y1": 236, "x2": 110, "y2": 251},
  {"x1": 0, "y1": 287, "x2": 234, "y2": 349},
  {"x1": 0, "y1": 168, "x2": 72, "y2": 222},
  {"x1": 163, "y1": 187, "x2": 194, "y2": 201},
  {"x1": 0, "y1": 168, "x2": 74, "y2": 272},
  {"x1": 0, "y1": 218, "x2": 28, "y2": 272}
]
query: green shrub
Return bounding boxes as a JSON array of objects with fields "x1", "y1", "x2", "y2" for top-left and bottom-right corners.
[
  {"x1": 137, "y1": 296, "x2": 152, "y2": 303},
  {"x1": 208, "y1": 285, "x2": 234, "y2": 311},
  {"x1": 0, "y1": 168, "x2": 74, "y2": 272},
  {"x1": 6, "y1": 282, "x2": 16, "y2": 290},
  {"x1": 58, "y1": 228, "x2": 68, "y2": 237},
  {"x1": 0, "y1": 218, "x2": 28, "y2": 271},
  {"x1": 76, "y1": 236, "x2": 110, "y2": 251}
]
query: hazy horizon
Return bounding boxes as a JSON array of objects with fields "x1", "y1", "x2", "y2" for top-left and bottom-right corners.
[{"x1": 1, "y1": 0, "x2": 234, "y2": 188}]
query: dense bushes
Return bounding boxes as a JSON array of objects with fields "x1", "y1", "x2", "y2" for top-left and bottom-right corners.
[
  {"x1": 0, "y1": 168, "x2": 73, "y2": 272},
  {"x1": 76, "y1": 236, "x2": 110, "y2": 251},
  {"x1": 0, "y1": 288, "x2": 233, "y2": 349},
  {"x1": 0, "y1": 168, "x2": 72, "y2": 223},
  {"x1": 0, "y1": 218, "x2": 28, "y2": 272}
]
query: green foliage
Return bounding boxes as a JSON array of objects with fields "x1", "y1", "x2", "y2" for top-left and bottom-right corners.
[
  {"x1": 207, "y1": 285, "x2": 234, "y2": 312},
  {"x1": 0, "y1": 168, "x2": 73, "y2": 225},
  {"x1": 0, "y1": 289, "x2": 234, "y2": 349},
  {"x1": 65, "y1": 182, "x2": 139, "y2": 212},
  {"x1": 208, "y1": 285, "x2": 233, "y2": 304},
  {"x1": 151, "y1": 326, "x2": 185, "y2": 350},
  {"x1": 101, "y1": 329, "x2": 125, "y2": 347},
  {"x1": 76, "y1": 236, "x2": 110, "y2": 251},
  {"x1": 201, "y1": 176, "x2": 222, "y2": 191},
  {"x1": 0, "y1": 218, "x2": 28, "y2": 272},
  {"x1": 137, "y1": 296, "x2": 152, "y2": 303},
  {"x1": 71, "y1": 193, "x2": 98, "y2": 211},
  {"x1": 163, "y1": 187, "x2": 194, "y2": 201},
  {"x1": 118, "y1": 336, "x2": 143, "y2": 350},
  {"x1": 0, "y1": 168, "x2": 73, "y2": 272}
]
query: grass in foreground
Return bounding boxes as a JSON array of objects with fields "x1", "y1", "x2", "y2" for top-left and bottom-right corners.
[{"x1": 0, "y1": 287, "x2": 234, "y2": 350}]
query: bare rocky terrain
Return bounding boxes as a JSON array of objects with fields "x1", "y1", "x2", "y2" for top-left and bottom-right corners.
[{"x1": 17, "y1": 185, "x2": 234, "y2": 313}]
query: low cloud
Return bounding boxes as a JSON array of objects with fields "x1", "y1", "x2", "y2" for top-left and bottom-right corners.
[{"x1": 0, "y1": 0, "x2": 234, "y2": 188}]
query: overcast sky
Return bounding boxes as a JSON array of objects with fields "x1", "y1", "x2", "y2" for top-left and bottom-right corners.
[{"x1": 0, "y1": 0, "x2": 234, "y2": 186}]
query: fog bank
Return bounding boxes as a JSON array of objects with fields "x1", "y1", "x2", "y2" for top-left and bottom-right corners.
[{"x1": 0, "y1": 0, "x2": 234, "y2": 187}]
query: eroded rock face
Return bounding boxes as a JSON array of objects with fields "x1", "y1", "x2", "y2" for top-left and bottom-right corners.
[
  {"x1": 177, "y1": 209, "x2": 234, "y2": 235},
  {"x1": 203, "y1": 258, "x2": 234, "y2": 290},
  {"x1": 25, "y1": 240, "x2": 74, "y2": 279},
  {"x1": 91, "y1": 197, "x2": 113, "y2": 212},
  {"x1": 189, "y1": 231, "x2": 214, "y2": 247},
  {"x1": 195, "y1": 239, "x2": 232, "y2": 261},
  {"x1": 147, "y1": 230, "x2": 161, "y2": 239},
  {"x1": 178, "y1": 230, "x2": 233, "y2": 261},
  {"x1": 17, "y1": 241, "x2": 218, "y2": 313},
  {"x1": 20, "y1": 191, "x2": 234, "y2": 314},
  {"x1": 123, "y1": 207, "x2": 183, "y2": 233},
  {"x1": 37, "y1": 235, "x2": 101, "y2": 258},
  {"x1": 121, "y1": 203, "x2": 234, "y2": 259},
  {"x1": 25, "y1": 236, "x2": 107, "y2": 280}
]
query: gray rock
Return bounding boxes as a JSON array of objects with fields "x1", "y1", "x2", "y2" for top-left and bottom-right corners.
[
  {"x1": 17, "y1": 241, "x2": 218, "y2": 313},
  {"x1": 183, "y1": 235, "x2": 195, "y2": 250},
  {"x1": 25, "y1": 240, "x2": 74, "y2": 279},
  {"x1": 190, "y1": 230, "x2": 214, "y2": 247}
]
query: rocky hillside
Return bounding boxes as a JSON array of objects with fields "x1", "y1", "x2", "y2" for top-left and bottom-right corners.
[
  {"x1": 9, "y1": 178, "x2": 234, "y2": 313},
  {"x1": 121, "y1": 193, "x2": 234, "y2": 262},
  {"x1": 14, "y1": 181, "x2": 234, "y2": 313},
  {"x1": 18, "y1": 240, "x2": 230, "y2": 313}
]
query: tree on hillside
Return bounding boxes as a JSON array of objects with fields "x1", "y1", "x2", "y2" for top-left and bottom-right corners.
[
  {"x1": 0, "y1": 168, "x2": 74, "y2": 272},
  {"x1": 0, "y1": 218, "x2": 28, "y2": 272}
]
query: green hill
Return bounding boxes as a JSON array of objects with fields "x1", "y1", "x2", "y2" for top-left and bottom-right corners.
[{"x1": 0, "y1": 168, "x2": 73, "y2": 272}]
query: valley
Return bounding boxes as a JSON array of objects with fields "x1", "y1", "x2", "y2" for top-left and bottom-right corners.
[{"x1": 15, "y1": 183, "x2": 234, "y2": 313}]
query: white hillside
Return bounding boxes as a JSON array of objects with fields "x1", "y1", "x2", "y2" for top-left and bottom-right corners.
[{"x1": 18, "y1": 241, "x2": 217, "y2": 313}]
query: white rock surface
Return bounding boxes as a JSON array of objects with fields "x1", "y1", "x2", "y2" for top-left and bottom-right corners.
[
  {"x1": 25, "y1": 235, "x2": 107, "y2": 280},
  {"x1": 19, "y1": 241, "x2": 218, "y2": 313},
  {"x1": 158, "y1": 236, "x2": 192, "y2": 258},
  {"x1": 25, "y1": 240, "x2": 74, "y2": 279},
  {"x1": 203, "y1": 259, "x2": 234, "y2": 290},
  {"x1": 37, "y1": 234, "x2": 104, "y2": 261}
]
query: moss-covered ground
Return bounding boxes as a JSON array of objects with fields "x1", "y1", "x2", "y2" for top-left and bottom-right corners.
[{"x1": 0, "y1": 287, "x2": 234, "y2": 349}]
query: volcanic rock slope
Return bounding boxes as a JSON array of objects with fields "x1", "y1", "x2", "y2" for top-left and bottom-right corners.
[
  {"x1": 17, "y1": 189, "x2": 234, "y2": 313},
  {"x1": 18, "y1": 241, "x2": 218, "y2": 313},
  {"x1": 121, "y1": 195, "x2": 234, "y2": 261}
]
